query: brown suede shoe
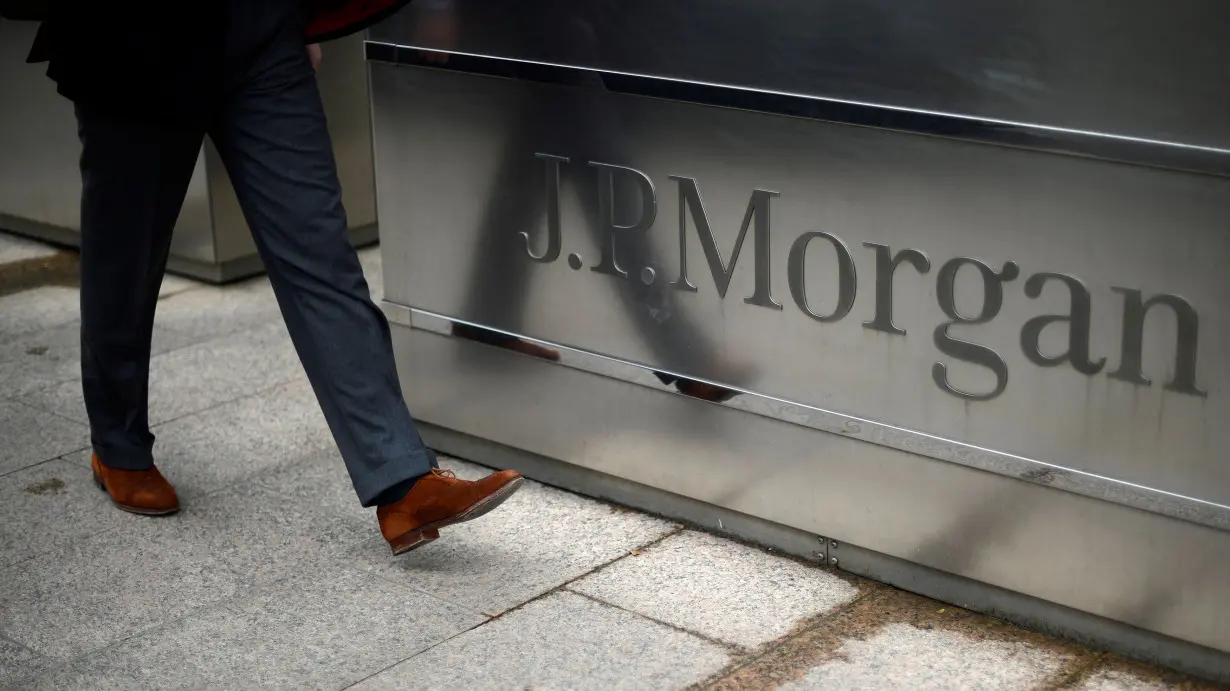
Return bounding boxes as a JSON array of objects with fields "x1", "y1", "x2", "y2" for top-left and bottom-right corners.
[
  {"x1": 377, "y1": 468, "x2": 524, "y2": 555},
  {"x1": 91, "y1": 453, "x2": 180, "y2": 516}
]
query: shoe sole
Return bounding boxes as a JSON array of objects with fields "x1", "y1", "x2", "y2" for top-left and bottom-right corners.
[
  {"x1": 387, "y1": 476, "x2": 525, "y2": 556},
  {"x1": 93, "y1": 471, "x2": 180, "y2": 516},
  {"x1": 389, "y1": 527, "x2": 441, "y2": 556}
]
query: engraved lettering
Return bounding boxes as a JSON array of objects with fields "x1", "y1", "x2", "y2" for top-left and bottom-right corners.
[
  {"x1": 932, "y1": 258, "x2": 1020, "y2": 401},
  {"x1": 862, "y1": 244, "x2": 930, "y2": 335},
  {"x1": 669, "y1": 176, "x2": 782, "y2": 310},
  {"x1": 588, "y1": 161, "x2": 657, "y2": 278},
  {"x1": 787, "y1": 231, "x2": 857, "y2": 323},
  {"x1": 1020, "y1": 273, "x2": 1105, "y2": 375},
  {"x1": 522, "y1": 153, "x2": 568, "y2": 263},
  {"x1": 1109, "y1": 288, "x2": 1206, "y2": 397}
]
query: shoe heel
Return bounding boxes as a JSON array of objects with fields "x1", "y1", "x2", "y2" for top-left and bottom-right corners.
[
  {"x1": 92, "y1": 471, "x2": 107, "y2": 493},
  {"x1": 389, "y1": 527, "x2": 440, "y2": 556}
]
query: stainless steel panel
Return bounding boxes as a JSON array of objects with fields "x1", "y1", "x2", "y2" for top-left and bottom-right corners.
[
  {"x1": 396, "y1": 307, "x2": 1230, "y2": 532},
  {"x1": 370, "y1": 63, "x2": 1230, "y2": 518},
  {"x1": 388, "y1": 322, "x2": 1230, "y2": 655},
  {"x1": 0, "y1": 22, "x2": 215, "y2": 263},
  {"x1": 371, "y1": 0, "x2": 1230, "y2": 151}
]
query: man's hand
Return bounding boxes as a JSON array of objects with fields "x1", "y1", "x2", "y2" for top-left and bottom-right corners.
[{"x1": 307, "y1": 43, "x2": 323, "y2": 71}]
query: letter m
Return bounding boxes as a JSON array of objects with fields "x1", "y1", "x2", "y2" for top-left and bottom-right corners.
[{"x1": 669, "y1": 176, "x2": 782, "y2": 310}]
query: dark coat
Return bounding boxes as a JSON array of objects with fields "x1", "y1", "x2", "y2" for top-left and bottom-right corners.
[{"x1": 8, "y1": 0, "x2": 413, "y2": 121}]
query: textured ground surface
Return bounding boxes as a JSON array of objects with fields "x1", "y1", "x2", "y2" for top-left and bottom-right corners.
[{"x1": 0, "y1": 231, "x2": 1218, "y2": 689}]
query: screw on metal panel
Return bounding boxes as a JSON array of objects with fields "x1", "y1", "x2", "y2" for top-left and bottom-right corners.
[
  {"x1": 830, "y1": 557, "x2": 839, "y2": 566},
  {"x1": 831, "y1": 540, "x2": 839, "y2": 549},
  {"x1": 817, "y1": 535, "x2": 826, "y2": 542}
]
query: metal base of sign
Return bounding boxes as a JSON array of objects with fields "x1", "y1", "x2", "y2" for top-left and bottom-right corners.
[
  {"x1": 387, "y1": 312, "x2": 1230, "y2": 678},
  {"x1": 416, "y1": 421, "x2": 1230, "y2": 684}
]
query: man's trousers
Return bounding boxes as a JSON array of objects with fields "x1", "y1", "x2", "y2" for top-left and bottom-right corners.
[{"x1": 75, "y1": 25, "x2": 435, "y2": 507}]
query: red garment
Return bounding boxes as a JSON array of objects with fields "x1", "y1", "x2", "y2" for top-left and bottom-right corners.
[{"x1": 304, "y1": 0, "x2": 415, "y2": 43}]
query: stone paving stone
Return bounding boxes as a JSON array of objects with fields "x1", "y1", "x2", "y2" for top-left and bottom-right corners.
[
  {"x1": 777, "y1": 622, "x2": 1070, "y2": 690},
  {"x1": 347, "y1": 458, "x2": 679, "y2": 616},
  {"x1": 0, "y1": 515, "x2": 246, "y2": 661},
  {"x1": 152, "y1": 277, "x2": 283, "y2": 341},
  {"x1": 21, "y1": 320, "x2": 305, "y2": 426},
  {"x1": 0, "y1": 459, "x2": 136, "y2": 568},
  {"x1": 709, "y1": 587, "x2": 1081, "y2": 691},
  {"x1": 112, "y1": 377, "x2": 336, "y2": 500},
  {"x1": 25, "y1": 565, "x2": 485, "y2": 691},
  {"x1": 156, "y1": 274, "x2": 200, "y2": 299},
  {"x1": 0, "y1": 399, "x2": 87, "y2": 476},
  {"x1": 352, "y1": 591, "x2": 730, "y2": 691},
  {"x1": 1073, "y1": 657, "x2": 1218, "y2": 691},
  {"x1": 1077, "y1": 668, "x2": 1170, "y2": 691},
  {"x1": 0, "y1": 233, "x2": 57, "y2": 264},
  {"x1": 0, "y1": 635, "x2": 47, "y2": 687},
  {"x1": 0, "y1": 286, "x2": 80, "y2": 345},
  {"x1": 168, "y1": 476, "x2": 373, "y2": 589},
  {"x1": 0, "y1": 322, "x2": 196, "y2": 401},
  {"x1": 571, "y1": 530, "x2": 860, "y2": 648},
  {"x1": 252, "y1": 443, "x2": 372, "y2": 527}
]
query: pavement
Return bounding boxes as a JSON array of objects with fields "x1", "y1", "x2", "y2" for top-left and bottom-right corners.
[{"x1": 0, "y1": 230, "x2": 1220, "y2": 690}]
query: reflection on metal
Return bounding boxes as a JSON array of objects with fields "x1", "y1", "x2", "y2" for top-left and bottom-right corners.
[
  {"x1": 0, "y1": 24, "x2": 377, "y2": 283},
  {"x1": 369, "y1": 0, "x2": 1230, "y2": 155},
  {"x1": 387, "y1": 303, "x2": 1230, "y2": 534},
  {"x1": 365, "y1": 42, "x2": 1230, "y2": 179}
]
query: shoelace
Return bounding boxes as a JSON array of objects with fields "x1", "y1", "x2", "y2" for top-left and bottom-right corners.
[{"x1": 431, "y1": 469, "x2": 458, "y2": 480}]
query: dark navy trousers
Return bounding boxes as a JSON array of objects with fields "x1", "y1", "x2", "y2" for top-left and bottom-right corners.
[{"x1": 76, "y1": 11, "x2": 435, "y2": 507}]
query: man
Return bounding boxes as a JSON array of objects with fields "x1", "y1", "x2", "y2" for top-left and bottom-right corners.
[{"x1": 11, "y1": 0, "x2": 523, "y2": 555}]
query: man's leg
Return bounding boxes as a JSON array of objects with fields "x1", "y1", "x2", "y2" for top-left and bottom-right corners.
[
  {"x1": 206, "y1": 33, "x2": 436, "y2": 508},
  {"x1": 76, "y1": 105, "x2": 205, "y2": 470}
]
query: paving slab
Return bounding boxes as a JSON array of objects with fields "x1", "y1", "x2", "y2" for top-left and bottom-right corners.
[
  {"x1": 571, "y1": 530, "x2": 860, "y2": 649},
  {"x1": 1072, "y1": 657, "x2": 1221, "y2": 691},
  {"x1": 0, "y1": 514, "x2": 247, "y2": 661},
  {"x1": 0, "y1": 285, "x2": 80, "y2": 345},
  {"x1": 347, "y1": 458, "x2": 679, "y2": 616},
  {"x1": 0, "y1": 233, "x2": 57, "y2": 264},
  {"x1": 1077, "y1": 668, "x2": 1170, "y2": 691},
  {"x1": 708, "y1": 586, "x2": 1081, "y2": 690},
  {"x1": 778, "y1": 621, "x2": 1071, "y2": 690},
  {"x1": 161, "y1": 476, "x2": 373, "y2": 590},
  {"x1": 157, "y1": 274, "x2": 200, "y2": 299},
  {"x1": 0, "y1": 322, "x2": 197, "y2": 401},
  {"x1": 0, "y1": 635, "x2": 47, "y2": 687},
  {"x1": 252, "y1": 442, "x2": 373, "y2": 526},
  {"x1": 152, "y1": 277, "x2": 283, "y2": 341},
  {"x1": 21, "y1": 320, "x2": 305, "y2": 426},
  {"x1": 24, "y1": 565, "x2": 484, "y2": 691},
  {"x1": 0, "y1": 459, "x2": 137, "y2": 568},
  {"x1": 0, "y1": 398, "x2": 87, "y2": 476},
  {"x1": 101, "y1": 377, "x2": 336, "y2": 500},
  {"x1": 353, "y1": 590, "x2": 731, "y2": 691}
]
